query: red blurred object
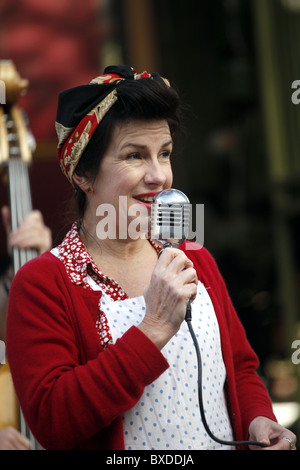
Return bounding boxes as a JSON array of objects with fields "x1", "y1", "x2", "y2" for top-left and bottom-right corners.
[
  {"x1": 0, "y1": 0, "x2": 105, "y2": 142},
  {"x1": 0, "y1": 0, "x2": 107, "y2": 259}
]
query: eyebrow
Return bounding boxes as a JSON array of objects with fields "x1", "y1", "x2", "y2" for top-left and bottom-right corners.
[{"x1": 122, "y1": 139, "x2": 173, "y2": 150}]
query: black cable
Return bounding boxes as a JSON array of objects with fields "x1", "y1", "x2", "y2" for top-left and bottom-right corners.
[
  {"x1": 158, "y1": 245, "x2": 266, "y2": 448},
  {"x1": 185, "y1": 303, "x2": 267, "y2": 449}
]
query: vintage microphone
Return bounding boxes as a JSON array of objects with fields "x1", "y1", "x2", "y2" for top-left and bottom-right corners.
[
  {"x1": 150, "y1": 188, "x2": 267, "y2": 449},
  {"x1": 150, "y1": 188, "x2": 192, "y2": 320}
]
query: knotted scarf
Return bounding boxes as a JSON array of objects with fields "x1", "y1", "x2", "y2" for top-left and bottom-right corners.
[{"x1": 55, "y1": 65, "x2": 170, "y2": 183}]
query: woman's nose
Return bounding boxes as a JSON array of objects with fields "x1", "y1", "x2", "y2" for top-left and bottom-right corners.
[{"x1": 144, "y1": 160, "x2": 167, "y2": 187}]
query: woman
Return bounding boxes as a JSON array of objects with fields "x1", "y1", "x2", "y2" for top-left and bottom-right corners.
[{"x1": 6, "y1": 65, "x2": 296, "y2": 450}]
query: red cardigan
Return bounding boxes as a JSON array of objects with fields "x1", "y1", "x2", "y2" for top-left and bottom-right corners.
[{"x1": 6, "y1": 243, "x2": 276, "y2": 450}]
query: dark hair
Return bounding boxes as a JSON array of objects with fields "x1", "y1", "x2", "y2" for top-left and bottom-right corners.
[{"x1": 74, "y1": 77, "x2": 181, "y2": 220}]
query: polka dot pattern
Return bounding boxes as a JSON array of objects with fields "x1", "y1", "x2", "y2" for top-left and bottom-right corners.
[
  {"x1": 52, "y1": 223, "x2": 234, "y2": 449},
  {"x1": 101, "y1": 283, "x2": 234, "y2": 450}
]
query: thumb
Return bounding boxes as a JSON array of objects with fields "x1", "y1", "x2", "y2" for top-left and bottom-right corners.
[
  {"x1": 249, "y1": 417, "x2": 271, "y2": 449},
  {"x1": 249, "y1": 438, "x2": 270, "y2": 450}
]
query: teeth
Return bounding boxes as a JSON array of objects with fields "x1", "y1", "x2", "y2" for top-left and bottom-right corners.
[{"x1": 138, "y1": 196, "x2": 153, "y2": 203}]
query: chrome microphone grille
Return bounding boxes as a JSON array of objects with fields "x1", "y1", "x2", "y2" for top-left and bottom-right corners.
[{"x1": 150, "y1": 189, "x2": 190, "y2": 246}]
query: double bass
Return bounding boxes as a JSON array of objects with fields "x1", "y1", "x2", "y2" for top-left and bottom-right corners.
[{"x1": 0, "y1": 60, "x2": 42, "y2": 449}]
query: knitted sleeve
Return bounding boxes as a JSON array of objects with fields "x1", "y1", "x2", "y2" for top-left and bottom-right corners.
[{"x1": 6, "y1": 253, "x2": 169, "y2": 449}]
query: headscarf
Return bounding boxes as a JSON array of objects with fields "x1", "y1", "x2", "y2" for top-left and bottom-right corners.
[{"x1": 55, "y1": 65, "x2": 170, "y2": 184}]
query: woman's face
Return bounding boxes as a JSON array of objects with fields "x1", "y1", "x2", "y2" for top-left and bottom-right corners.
[{"x1": 87, "y1": 119, "x2": 173, "y2": 238}]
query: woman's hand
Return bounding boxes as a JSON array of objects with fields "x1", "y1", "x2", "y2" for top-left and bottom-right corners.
[
  {"x1": 1, "y1": 206, "x2": 52, "y2": 256},
  {"x1": 139, "y1": 247, "x2": 198, "y2": 349},
  {"x1": 0, "y1": 426, "x2": 30, "y2": 450},
  {"x1": 249, "y1": 416, "x2": 297, "y2": 450}
]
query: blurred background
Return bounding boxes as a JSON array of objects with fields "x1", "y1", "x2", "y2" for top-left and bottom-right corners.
[{"x1": 0, "y1": 0, "x2": 299, "y2": 439}]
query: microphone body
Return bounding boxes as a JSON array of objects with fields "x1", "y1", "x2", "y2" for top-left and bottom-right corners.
[{"x1": 150, "y1": 188, "x2": 192, "y2": 320}]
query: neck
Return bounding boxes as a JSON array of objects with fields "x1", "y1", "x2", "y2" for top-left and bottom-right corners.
[
  {"x1": 79, "y1": 217, "x2": 150, "y2": 262},
  {"x1": 78, "y1": 214, "x2": 160, "y2": 297}
]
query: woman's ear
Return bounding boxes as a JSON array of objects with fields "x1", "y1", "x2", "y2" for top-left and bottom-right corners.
[
  {"x1": 72, "y1": 174, "x2": 93, "y2": 193},
  {"x1": 72, "y1": 173, "x2": 86, "y2": 188}
]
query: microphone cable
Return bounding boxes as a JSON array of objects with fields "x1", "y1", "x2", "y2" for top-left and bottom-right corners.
[
  {"x1": 156, "y1": 239, "x2": 266, "y2": 448},
  {"x1": 185, "y1": 302, "x2": 267, "y2": 449}
]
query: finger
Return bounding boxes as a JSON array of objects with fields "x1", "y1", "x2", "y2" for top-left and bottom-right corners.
[
  {"x1": 14, "y1": 434, "x2": 31, "y2": 450},
  {"x1": 0, "y1": 427, "x2": 30, "y2": 450},
  {"x1": 176, "y1": 268, "x2": 198, "y2": 296},
  {"x1": 269, "y1": 437, "x2": 296, "y2": 450},
  {"x1": 157, "y1": 247, "x2": 183, "y2": 266},
  {"x1": 10, "y1": 211, "x2": 52, "y2": 254},
  {"x1": 10, "y1": 427, "x2": 31, "y2": 450},
  {"x1": 171, "y1": 252, "x2": 194, "y2": 273},
  {"x1": 11, "y1": 229, "x2": 51, "y2": 254},
  {"x1": 257, "y1": 438, "x2": 296, "y2": 451},
  {"x1": 11, "y1": 230, "x2": 41, "y2": 248},
  {"x1": 182, "y1": 282, "x2": 198, "y2": 304},
  {"x1": 10, "y1": 211, "x2": 41, "y2": 243},
  {"x1": 158, "y1": 248, "x2": 194, "y2": 274},
  {"x1": 16, "y1": 210, "x2": 44, "y2": 230},
  {"x1": 249, "y1": 439, "x2": 270, "y2": 450}
]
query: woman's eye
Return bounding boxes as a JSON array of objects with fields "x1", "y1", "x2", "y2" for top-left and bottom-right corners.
[
  {"x1": 126, "y1": 153, "x2": 140, "y2": 160},
  {"x1": 160, "y1": 150, "x2": 171, "y2": 159}
]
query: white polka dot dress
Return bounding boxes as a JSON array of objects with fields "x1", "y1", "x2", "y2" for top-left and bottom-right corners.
[
  {"x1": 51, "y1": 224, "x2": 235, "y2": 450},
  {"x1": 101, "y1": 282, "x2": 235, "y2": 450}
]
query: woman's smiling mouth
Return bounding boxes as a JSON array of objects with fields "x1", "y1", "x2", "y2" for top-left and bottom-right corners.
[{"x1": 133, "y1": 192, "x2": 160, "y2": 206}]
